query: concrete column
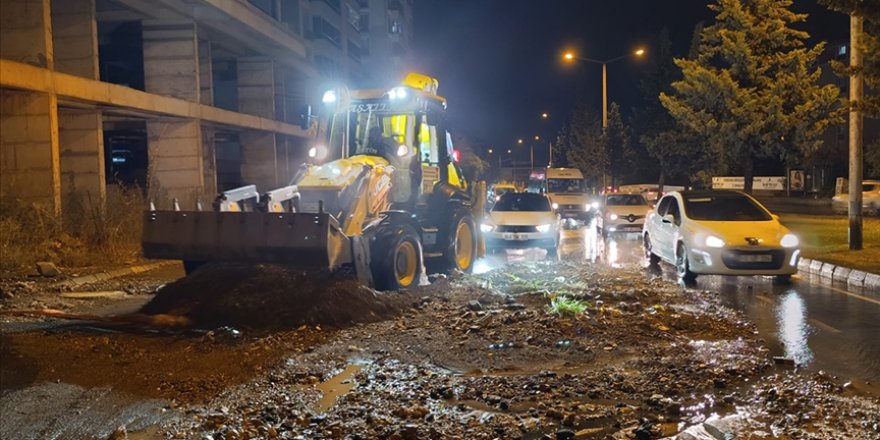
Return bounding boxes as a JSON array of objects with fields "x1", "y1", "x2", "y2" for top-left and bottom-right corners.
[
  {"x1": 146, "y1": 120, "x2": 204, "y2": 206},
  {"x1": 237, "y1": 58, "x2": 275, "y2": 119},
  {"x1": 201, "y1": 126, "x2": 217, "y2": 197},
  {"x1": 237, "y1": 58, "x2": 278, "y2": 190},
  {"x1": 240, "y1": 131, "x2": 277, "y2": 191},
  {"x1": 58, "y1": 109, "x2": 105, "y2": 203},
  {"x1": 142, "y1": 20, "x2": 200, "y2": 102},
  {"x1": 143, "y1": 20, "x2": 204, "y2": 204},
  {"x1": 198, "y1": 39, "x2": 213, "y2": 106},
  {"x1": 0, "y1": 91, "x2": 61, "y2": 214},
  {"x1": 0, "y1": 0, "x2": 53, "y2": 68},
  {"x1": 50, "y1": 0, "x2": 98, "y2": 78}
]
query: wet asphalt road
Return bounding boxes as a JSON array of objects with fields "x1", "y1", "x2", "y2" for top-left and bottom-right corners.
[{"x1": 476, "y1": 218, "x2": 880, "y2": 396}]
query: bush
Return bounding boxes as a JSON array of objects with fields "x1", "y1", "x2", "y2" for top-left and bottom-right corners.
[{"x1": 0, "y1": 185, "x2": 144, "y2": 274}]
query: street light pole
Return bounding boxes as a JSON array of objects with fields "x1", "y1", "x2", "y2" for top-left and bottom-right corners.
[{"x1": 602, "y1": 63, "x2": 608, "y2": 129}]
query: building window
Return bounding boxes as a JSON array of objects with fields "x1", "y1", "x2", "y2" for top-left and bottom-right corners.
[
  {"x1": 346, "y1": 3, "x2": 361, "y2": 31},
  {"x1": 389, "y1": 20, "x2": 402, "y2": 34},
  {"x1": 311, "y1": 0, "x2": 341, "y2": 13},
  {"x1": 281, "y1": 0, "x2": 301, "y2": 35},
  {"x1": 388, "y1": 0, "x2": 403, "y2": 11},
  {"x1": 348, "y1": 40, "x2": 362, "y2": 62},
  {"x1": 248, "y1": 0, "x2": 278, "y2": 19},
  {"x1": 312, "y1": 17, "x2": 342, "y2": 47}
]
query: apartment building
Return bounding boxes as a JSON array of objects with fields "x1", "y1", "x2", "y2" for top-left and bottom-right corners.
[{"x1": 0, "y1": 0, "x2": 414, "y2": 219}]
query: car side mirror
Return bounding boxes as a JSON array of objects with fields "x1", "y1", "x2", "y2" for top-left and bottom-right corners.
[{"x1": 662, "y1": 214, "x2": 675, "y2": 224}]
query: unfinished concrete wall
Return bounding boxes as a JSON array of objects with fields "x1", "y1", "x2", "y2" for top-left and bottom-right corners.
[
  {"x1": 146, "y1": 120, "x2": 204, "y2": 205},
  {"x1": 238, "y1": 58, "x2": 278, "y2": 190},
  {"x1": 239, "y1": 131, "x2": 277, "y2": 191},
  {"x1": 50, "y1": 0, "x2": 98, "y2": 78},
  {"x1": 198, "y1": 39, "x2": 213, "y2": 106},
  {"x1": 0, "y1": 91, "x2": 61, "y2": 214},
  {"x1": 58, "y1": 109, "x2": 104, "y2": 203},
  {"x1": 0, "y1": 0, "x2": 53, "y2": 68},
  {"x1": 142, "y1": 20, "x2": 205, "y2": 204}
]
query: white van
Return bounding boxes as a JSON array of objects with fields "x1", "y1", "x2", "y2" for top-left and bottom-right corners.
[{"x1": 544, "y1": 168, "x2": 591, "y2": 222}]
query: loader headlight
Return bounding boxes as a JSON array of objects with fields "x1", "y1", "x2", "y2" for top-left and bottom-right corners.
[
  {"x1": 780, "y1": 233, "x2": 799, "y2": 248},
  {"x1": 397, "y1": 144, "x2": 409, "y2": 157},
  {"x1": 321, "y1": 90, "x2": 337, "y2": 104},
  {"x1": 308, "y1": 145, "x2": 328, "y2": 160},
  {"x1": 480, "y1": 223, "x2": 495, "y2": 233},
  {"x1": 705, "y1": 235, "x2": 725, "y2": 248},
  {"x1": 609, "y1": 213, "x2": 618, "y2": 220},
  {"x1": 388, "y1": 86, "x2": 408, "y2": 100},
  {"x1": 536, "y1": 224, "x2": 552, "y2": 233},
  {"x1": 552, "y1": 203, "x2": 559, "y2": 210}
]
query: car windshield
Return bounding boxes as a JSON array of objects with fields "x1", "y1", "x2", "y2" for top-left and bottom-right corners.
[
  {"x1": 493, "y1": 193, "x2": 552, "y2": 212},
  {"x1": 606, "y1": 194, "x2": 648, "y2": 206},
  {"x1": 494, "y1": 187, "x2": 515, "y2": 196},
  {"x1": 547, "y1": 178, "x2": 585, "y2": 193},
  {"x1": 683, "y1": 193, "x2": 772, "y2": 221}
]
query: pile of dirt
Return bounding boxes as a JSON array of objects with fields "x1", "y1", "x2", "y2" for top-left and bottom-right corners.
[{"x1": 140, "y1": 264, "x2": 414, "y2": 330}]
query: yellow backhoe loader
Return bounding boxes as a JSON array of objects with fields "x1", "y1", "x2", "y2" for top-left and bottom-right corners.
[{"x1": 142, "y1": 73, "x2": 479, "y2": 290}]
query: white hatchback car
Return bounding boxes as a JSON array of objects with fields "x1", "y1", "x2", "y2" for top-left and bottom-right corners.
[
  {"x1": 482, "y1": 192, "x2": 561, "y2": 255},
  {"x1": 643, "y1": 190, "x2": 800, "y2": 282},
  {"x1": 831, "y1": 180, "x2": 880, "y2": 216}
]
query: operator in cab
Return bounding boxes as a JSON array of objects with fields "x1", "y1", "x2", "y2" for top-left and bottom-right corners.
[{"x1": 360, "y1": 126, "x2": 397, "y2": 160}]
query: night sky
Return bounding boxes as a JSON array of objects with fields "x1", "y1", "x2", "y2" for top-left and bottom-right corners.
[{"x1": 412, "y1": 0, "x2": 849, "y2": 160}]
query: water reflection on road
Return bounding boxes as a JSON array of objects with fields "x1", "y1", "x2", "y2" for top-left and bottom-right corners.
[{"x1": 475, "y1": 221, "x2": 880, "y2": 394}]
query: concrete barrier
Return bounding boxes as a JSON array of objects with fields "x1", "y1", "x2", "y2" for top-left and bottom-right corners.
[
  {"x1": 795, "y1": 257, "x2": 877, "y2": 292},
  {"x1": 832, "y1": 266, "x2": 852, "y2": 283},
  {"x1": 820, "y1": 263, "x2": 836, "y2": 279},
  {"x1": 809, "y1": 259, "x2": 823, "y2": 273},
  {"x1": 848, "y1": 270, "x2": 867, "y2": 287}
]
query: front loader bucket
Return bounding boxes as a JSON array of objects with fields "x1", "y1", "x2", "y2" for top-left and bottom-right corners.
[{"x1": 142, "y1": 211, "x2": 352, "y2": 269}]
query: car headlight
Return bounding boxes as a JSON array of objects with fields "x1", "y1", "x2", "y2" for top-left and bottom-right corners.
[
  {"x1": 536, "y1": 224, "x2": 552, "y2": 233},
  {"x1": 591, "y1": 201, "x2": 599, "y2": 209},
  {"x1": 585, "y1": 203, "x2": 592, "y2": 211},
  {"x1": 705, "y1": 235, "x2": 725, "y2": 248},
  {"x1": 480, "y1": 223, "x2": 495, "y2": 233},
  {"x1": 552, "y1": 203, "x2": 559, "y2": 210},
  {"x1": 609, "y1": 213, "x2": 618, "y2": 220},
  {"x1": 780, "y1": 233, "x2": 799, "y2": 248}
]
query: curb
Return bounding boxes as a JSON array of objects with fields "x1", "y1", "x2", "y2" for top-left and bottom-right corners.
[
  {"x1": 798, "y1": 257, "x2": 880, "y2": 291},
  {"x1": 54, "y1": 261, "x2": 179, "y2": 289}
]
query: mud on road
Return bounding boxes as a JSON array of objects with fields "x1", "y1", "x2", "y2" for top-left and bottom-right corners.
[{"x1": 1, "y1": 261, "x2": 878, "y2": 439}]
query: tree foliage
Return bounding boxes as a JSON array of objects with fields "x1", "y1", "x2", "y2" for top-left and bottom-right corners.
[
  {"x1": 660, "y1": 0, "x2": 840, "y2": 193},
  {"x1": 558, "y1": 102, "x2": 634, "y2": 189},
  {"x1": 819, "y1": 0, "x2": 880, "y2": 117}
]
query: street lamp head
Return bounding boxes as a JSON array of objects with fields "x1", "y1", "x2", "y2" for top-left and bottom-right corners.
[
  {"x1": 534, "y1": 135, "x2": 540, "y2": 140},
  {"x1": 634, "y1": 48, "x2": 646, "y2": 56},
  {"x1": 563, "y1": 52, "x2": 575, "y2": 61},
  {"x1": 541, "y1": 112, "x2": 549, "y2": 119},
  {"x1": 517, "y1": 139, "x2": 523, "y2": 144},
  {"x1": 507, "y1": 149, "x2": 512, "y2": 154},
  {"x1": 488, "y1": 148, "x2": 493, "y2": 154}
]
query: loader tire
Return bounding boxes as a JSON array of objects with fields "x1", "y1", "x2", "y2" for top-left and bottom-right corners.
[
  {"x1": 442, "y1": 210, "x2": 477, "y2": 273},
  {"x1": 371, "y1": 224, "x2": 423, "y2": 291}
]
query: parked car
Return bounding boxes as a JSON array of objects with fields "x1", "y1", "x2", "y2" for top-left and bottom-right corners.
[
  {"x1": 643, "y1": 190, "x2": 800, "y2": 282},
  {"x1": 482, "y1": 192, "x2": 561, "y2": 256},
  {"x1": 597, "y1": 193, "x2": 653, "y2": 236},
  {"x1": 831, "y1": 180, "x2": 880, "y2": 216}
]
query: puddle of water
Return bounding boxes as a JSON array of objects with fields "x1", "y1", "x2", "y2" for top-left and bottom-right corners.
[
  {"x1": 128, "y1": 425, "x2": 164, "y2": 440},
  {"x1": 312, "y1": 364, "x2": 362, "y2": 413}
]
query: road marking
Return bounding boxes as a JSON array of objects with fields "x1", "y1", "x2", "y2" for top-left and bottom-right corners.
[
  {"x1": 818, "y1": 284, "x2": 880, "y2": 307},
  {"x1": 808, "y1": 318, "x2": 842, "y2": 334}
]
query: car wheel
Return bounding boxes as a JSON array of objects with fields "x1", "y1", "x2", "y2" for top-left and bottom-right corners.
[
  {"x1": 643, "y1": 234, "x2": 661, "y2": 266},
  {"x1": 676, "y1": 242, "x2": 697, "y2": 283}
]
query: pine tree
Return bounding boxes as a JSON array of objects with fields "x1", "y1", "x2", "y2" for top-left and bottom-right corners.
[
  {"x1": 560, "y1": 104, "x2": 605, "y2": 191},
  {"x1": 660, "y1": 0, "x2": 840, "y2": 193},
  {"x1": 604, "y1": 103, "x2": 635, "y2": 187}
]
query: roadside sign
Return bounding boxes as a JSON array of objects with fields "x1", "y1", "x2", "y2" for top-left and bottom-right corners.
[
  {"x1": 712, "y1": 176, "x2": 785, "y2": 190},
  {"x1": 789, "y1": 170, "x2": 805, "y2": 192}
]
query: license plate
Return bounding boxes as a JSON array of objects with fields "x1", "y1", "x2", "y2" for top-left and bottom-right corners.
[
  {"x1": 735, "y1": 254, "x2": 772, "y2": 262},
  {"x1": 504, "y1": 233, "x2": 525, "y2": 241}
]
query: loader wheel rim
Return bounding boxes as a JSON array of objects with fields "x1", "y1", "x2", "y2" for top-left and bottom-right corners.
[
  {"x1": 395, "y1": 241, "x2": 418, "y2": 287},
  {"x1": 454, "y1": 221, "x2": 474, "y2": 270}
]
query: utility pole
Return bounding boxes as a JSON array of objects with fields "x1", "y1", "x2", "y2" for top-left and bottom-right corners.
[{"x1": 849, "y1": 13, "x2": 864, "y2": 250}]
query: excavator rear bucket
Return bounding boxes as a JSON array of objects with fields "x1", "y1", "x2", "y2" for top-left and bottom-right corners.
[{"x1": 142, "y1": 210, "x2": 352, "y2": 270}]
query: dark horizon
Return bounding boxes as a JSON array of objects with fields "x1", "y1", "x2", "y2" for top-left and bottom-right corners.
[{"x1": 412, "y1": 0, "x2": 849, "y2": 159}]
